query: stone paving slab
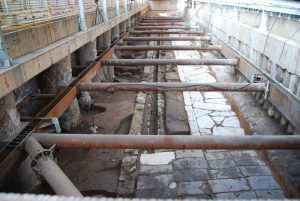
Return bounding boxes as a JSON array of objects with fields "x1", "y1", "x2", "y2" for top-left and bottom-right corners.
[{"x1": 133, "y1": 38, "x2": 286, "y2": 199}]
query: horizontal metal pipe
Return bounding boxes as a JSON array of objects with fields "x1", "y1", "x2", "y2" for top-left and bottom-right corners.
[
  {"x1": 135, "y1": 26, "x2": 189, "y2": 30},
  {"x1": 114, "y1": 45, "x2": 222, "y2": 51},
  {"x1": 32, "y1": 134, "x2": 300, "y2": 150},
  {"x1": 25, "y1": 137, "x2": 82, "y2": 196},
  {"x1": 139, "y1": 23, "x2": 186, "y2": 26},
  {"x1": 123, "y1": 36, "x2": 211, "y2": 41},
  {"x1": 130, "y1": 30, "x2": 204, "y2": 35},
  {"x1": 141, "y1": 20, "x2": 185, "y2": 23},
  {"x1": 143, "y1": 17, "x2": 183, "y2": 20},
  {"x1": 102, "y1": 59, "x2": 238, "y2": 66},
  {"x1": 78, "y1": 82, "x2": 265, "y2": 92}
]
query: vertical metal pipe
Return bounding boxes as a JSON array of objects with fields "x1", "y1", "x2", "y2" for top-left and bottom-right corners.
[
  {"x1": 102, "y1": 0, "x2": 108, "y2": 23},
  {"x1": 25, "y1": 137, "x2": 83, "y2": 197},
  {"x1": 0, "y1": 26, "x2": 11, "y2": 68},
  {"x1": 259, "y1": 10, "x2": 268, "y2": 31},
  {"x1": 123, "y1": 0, "x2": 127, "y2": 13},
  {"x1": 77, "y1": 0, "x2": 87, "y2": 31},
  {"x1": 115, "y1": 0, "x2": 120, "y2": 16}
]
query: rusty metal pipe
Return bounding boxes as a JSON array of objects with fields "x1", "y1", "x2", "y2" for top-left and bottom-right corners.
[
  {"x1": 139, "y1": 23, "x2": 186, "y2": 26},
  {"x1": 143, "y1": 17, "x2": 183, "y2": 20},
  {"x1": 102, "y1": 59, "x2": 238, "y2": 66},
  {"x1": 130, "y1": 30, "x2": 204, "y2": 35},
  {"x1": 25, "y1": 137, "x2": 82, "y2": 197},
  {"x1": 135, "y1": 26, "x2": 189, "y2": 30},
  {"x1": 123, "y1": 36, "x2": 211, "y2": 41},
  {"x1": 32, "y1": 134, "x2": 300, "y2": 150},
  {"x1": 115, "y1": 45, "x2": 222, "y2": 51},
  {"x1": 78, "y1": 82, "x2": 264, "y2": 92},
  {"x1": 141, "y1": 20, "x2": 185, "y2": 23}
]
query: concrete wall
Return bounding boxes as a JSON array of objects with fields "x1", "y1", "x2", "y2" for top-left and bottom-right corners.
[
  {"x1": 192, "y1": 3, "x2": 300, "y2": 133},
  {"x1": 149, "y1": 0, "x2": 178, "y2": 10}
]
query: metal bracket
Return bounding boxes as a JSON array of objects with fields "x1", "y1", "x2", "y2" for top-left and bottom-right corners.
[
  {"x1": 251, "y1": 73, "x2": 270, "y2": 100},
  {"x1": 51, "y1": 117, "x2": 61, "y2": 133},
  {"x1": 30, "y1": 148, "x2": 54, "y2": 175}
]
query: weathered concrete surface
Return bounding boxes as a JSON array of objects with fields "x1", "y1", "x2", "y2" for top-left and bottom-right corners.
[
  {"x1": 38, "y1": 55, "x2": 80, "y2": 131},
  {"x1": 0, "y1": 4, "x2": 149, "y2": 99},
  {"x1": 0, "y1": 92, "x2": 20, "y2": 142}
]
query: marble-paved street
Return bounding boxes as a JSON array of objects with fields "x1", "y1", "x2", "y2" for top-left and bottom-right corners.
[{"x1": 134, "y1": 39, "x2": 286, "y2": 199}]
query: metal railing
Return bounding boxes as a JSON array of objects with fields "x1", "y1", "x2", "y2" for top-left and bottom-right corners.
[{"x1": 0, "y1": 0, "x2": 143, "y2": 32}]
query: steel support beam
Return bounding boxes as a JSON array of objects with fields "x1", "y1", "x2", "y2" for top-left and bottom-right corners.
[
  {"x1": 123, "y1": 36, "x2": 211, "y2": 41},
  {"x1": 115, "y1": 45, "x2": 222, "y2": 51},
  {"x1": 25, "y1": 137, "x2": 82, "y2": 197},
  {"x1": 78, "y1": 82, "x2": 265, "y2": 92},
  {"x1": 135, "y1": 26, "x2": 188, "y2": 30},
  {"x1": 102, "y1": 59, "x2": 238, "y2": 66},
  {"x1": 32, "y1": 134, "x2": 300, "y2": 150},
  {"x1": 130, "y1": 30, "x2": 204, "y2": 35}
]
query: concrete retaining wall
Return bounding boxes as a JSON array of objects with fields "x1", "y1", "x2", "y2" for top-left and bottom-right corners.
[{"x1": 190, "y1": 3, "x2": 300, "y2": 133}]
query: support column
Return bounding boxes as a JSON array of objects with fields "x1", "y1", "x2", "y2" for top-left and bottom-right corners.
[
  {"x1": 38, "y1": 55, "x2": 80, "y2": 131},
  {"x1": 77, "y1": 40, "x2": 97, "y2": 110},
  {"x1": 0, "y1": 92, "x2": 21, "y2": 142},
  {"x1": 259, "y1": 10, "x2": 268, "y2": 31},
  {"x1": 111, "y1": 25, "x2": 120, "y2": 41},
  {"x1": 120, "y1": 21, "x2": 127, "y2": 34},
  {"x1": 102, "y1": 0, "x2": 108, "y2": 23},
  {"x1": 126, "y1": 17, "x2": 132, "y2": 30}
]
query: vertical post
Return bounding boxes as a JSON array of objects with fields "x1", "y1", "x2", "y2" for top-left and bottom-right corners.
[
  {"x1": 0, "y1": 26, "x2": 11, "y2": 68},
  {"x1": 124, "y1": 0, "x2": 127, "y2": 14},
  {"x1": 233, "y1": 6, "x2": 239, "y2": 21},
  {"x1": 102, "y1": 0, "x2": 108, "y2": 23},
  {"x1": 115, "y1": 0, "x2": 120, "y2": 16},
  {"x1": 77, "y1": 0, "x2": 87, "y2": 31},
  {"x1": 259, "y1": 10, "x2": 268, "y2": 31}
]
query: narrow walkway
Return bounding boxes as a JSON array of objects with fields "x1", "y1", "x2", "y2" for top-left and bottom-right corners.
[{"x1": 134, "y1": 34, "x2": 286, "y2": 199}]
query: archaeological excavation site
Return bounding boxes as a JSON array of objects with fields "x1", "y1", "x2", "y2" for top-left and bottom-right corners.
[{"x1": 0, "y1": 0, "x2": 300, "y2": 200}]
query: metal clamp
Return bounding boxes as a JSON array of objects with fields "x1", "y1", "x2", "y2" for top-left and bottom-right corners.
[
  {"x1": 30, "y1": 144, "x2": 56, "y2": 175},
  {"x1": 251, "y1": 73, "x2": 270, "y2": 100}
]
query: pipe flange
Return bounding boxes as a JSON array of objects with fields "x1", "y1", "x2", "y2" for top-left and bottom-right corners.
[{"x1": 30, "y1": 146, "x2": 55, "y2": 175}]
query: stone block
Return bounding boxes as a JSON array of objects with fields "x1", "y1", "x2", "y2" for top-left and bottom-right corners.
[
  {"x1": 248, "y1": 176, "x2": 281, "y2": 190},
  {"x1": 240, "y1": 166, "x2": 272, "y2": 176},
  {"x1": 175, "y1": 150, "x2": 204, "y2": 158},
  {"x1": 175, "y1": 169, "x2": 210, "y2": 182},
  {"x1": 205, "y1": 151, "x2": 232, "y2": 160},
  {"x1": 215, "y1": 191, "x2": 257, "y2": 199},
  {"x1": 140, "y1": 152, "x2": 175, "y2": 165},
  {"x1": 137, "y1": 174, "x2": 173, "y2": 190},
  {"x1": 208, "y1": 178, "x2": 250, "y2": 193},
  {"x1": 255, "y1": 190, "x2": 285, "y2": 199},
  {"x1": 177, "y1": 181, "x2": 211, "y2": 196},
  {"x1": 139, "y1": 165, "x2": 173, "y2": 175},
  {"x1": 234, "y1": 157, "x2": 260, "y2": 166},
  {"x1": 209, "y1": 168, "x2": 243, "y2": 179},
  {"x1": 208, "y1": 158, "x2": 236, "y2": 169},
  {"x1": 173, "y1": 158, "x2": 208, "y2": 170}
]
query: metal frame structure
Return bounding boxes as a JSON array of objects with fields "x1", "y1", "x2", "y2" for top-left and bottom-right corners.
[{"x1": 0, "y1": 15, "x2": 299, "y2": 197}]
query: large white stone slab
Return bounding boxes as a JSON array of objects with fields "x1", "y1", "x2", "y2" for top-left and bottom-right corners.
[
  {"x1": 222, "y1": 116, "x2": 241, "y2": 128},
  {"x1": 213, "y1": 127, "x2": 245, "y2": 136},
  {"x1": 140, "y1": 152, "x2": 175, "y2": 165},
  {"x1": 197, "y1": 115, "x2": 215, "y2": 129},
  {"x1": 203, "y1": 92, "x2": 224, "y2": 99},
  {"x1": 193, "y1": 102, "x2": 232, "y2": 112}
]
